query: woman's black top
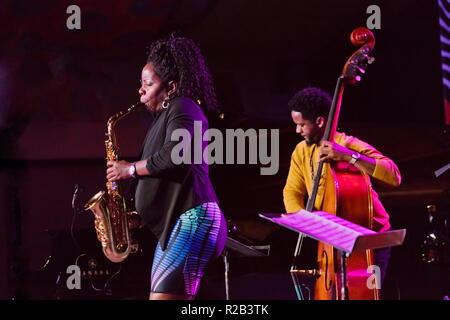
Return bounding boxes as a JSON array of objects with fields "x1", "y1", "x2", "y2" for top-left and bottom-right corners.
[{"x1": 135, "y1": 96, "x2": 218, "y2": 250}]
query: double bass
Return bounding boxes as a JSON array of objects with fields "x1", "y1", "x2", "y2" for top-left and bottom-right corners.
[{"x1": 291, "y1": 27, "x2": 378, "y2": 300}]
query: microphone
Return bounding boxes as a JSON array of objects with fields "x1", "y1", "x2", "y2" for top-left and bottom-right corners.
[
  {"x1": 72, "y1": 184, "x2": 85, "y2": 212},
  {"x1": 74, "y1": 184, "x2": 85, "y2": 194}
]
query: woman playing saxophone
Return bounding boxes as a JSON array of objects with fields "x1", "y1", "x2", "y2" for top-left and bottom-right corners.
[{"x1": 106, "y1": 34, "x2": 227, "y2": 300}]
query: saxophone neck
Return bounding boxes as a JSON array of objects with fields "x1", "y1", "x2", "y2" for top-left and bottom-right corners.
[
  {"x1": 106, "y1": 102, "x2": 143, "y2": 143},
  {"x1": 109, "y1": 102, "x2": 142, "y2": 121}
]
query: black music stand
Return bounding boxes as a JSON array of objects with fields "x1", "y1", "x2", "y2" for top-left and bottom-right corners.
[
  {"x1": 259, "y1": 209, "x2": 406, "y2": 300},
  {"x1": 222, "y1": 237, "x2": 269, "y2": 300}
]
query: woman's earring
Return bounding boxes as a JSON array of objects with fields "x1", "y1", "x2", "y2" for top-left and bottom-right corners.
[{"x1": 162, "y1": 98, "x2": 170, "y2": 109}]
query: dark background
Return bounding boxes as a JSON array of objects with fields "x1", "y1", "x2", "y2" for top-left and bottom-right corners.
[{"x1": 0, "y1": 0, "x2": 449, "y2": 300}]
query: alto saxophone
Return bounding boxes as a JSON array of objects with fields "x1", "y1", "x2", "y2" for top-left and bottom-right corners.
[{"x1": 84, "y1": 102, "x2": 142, "y2": 263}]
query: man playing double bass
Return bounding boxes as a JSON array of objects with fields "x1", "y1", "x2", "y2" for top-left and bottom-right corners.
[{"x1": 283, "y1": 87, "x2": 401, "y2": 297}]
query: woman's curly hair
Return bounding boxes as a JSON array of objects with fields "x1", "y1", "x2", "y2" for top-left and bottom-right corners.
[
  {"x1": 146, "y1": 34, "x2": 219, "y2": 115},
  {"x1": 288, "y1": 87, "x2": 331, "y2": 121}
]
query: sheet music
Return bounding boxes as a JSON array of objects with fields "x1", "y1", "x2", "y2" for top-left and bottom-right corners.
[{"x1": 272, "y1": 209, "x2": 376, "y2": 253}]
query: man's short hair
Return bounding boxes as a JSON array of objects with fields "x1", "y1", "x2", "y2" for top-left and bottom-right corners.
[{"x1": 288, "y1": 87, "x2": 332, "y2": 121}]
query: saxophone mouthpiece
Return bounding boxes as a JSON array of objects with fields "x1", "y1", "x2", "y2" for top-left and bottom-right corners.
[
  {"x1": 134, "y1": 101, "x2": 144, "y2": 109},
  {"x1": 128, "y1": 102, "x2": 143, "y2": 112}
]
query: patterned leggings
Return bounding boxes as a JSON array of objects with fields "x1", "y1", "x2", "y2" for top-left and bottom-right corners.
[{"x1": 150, "y1": 202, "x2": 226, "y2": 296}]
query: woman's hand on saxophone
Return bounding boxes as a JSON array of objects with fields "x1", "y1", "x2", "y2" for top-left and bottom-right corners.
[{"x1": 106, "y1": 160, "x2": 133, "y2": 182}]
